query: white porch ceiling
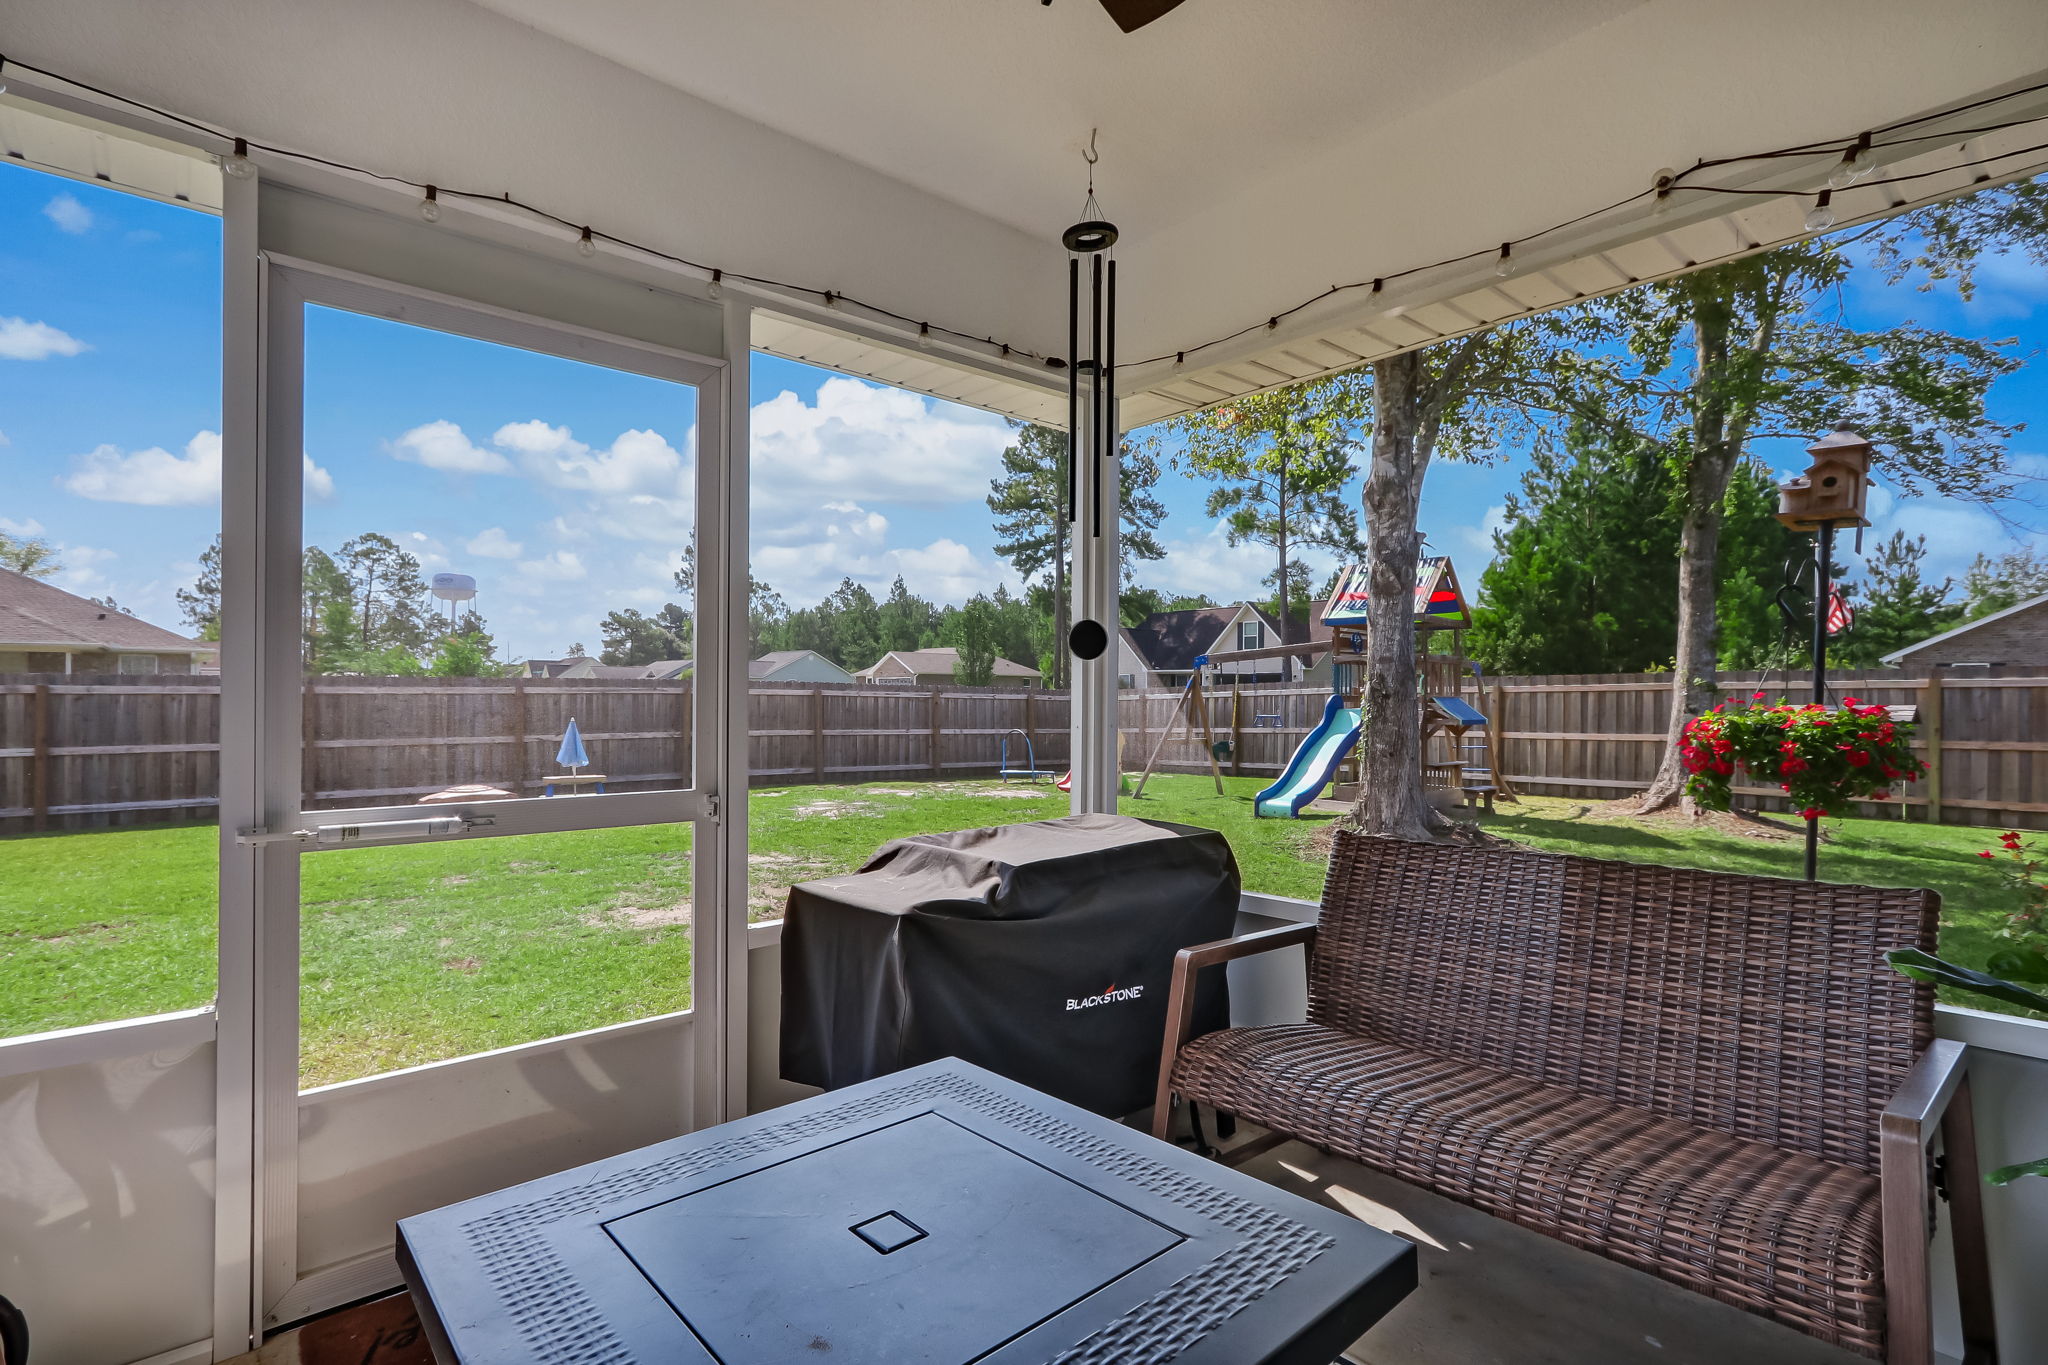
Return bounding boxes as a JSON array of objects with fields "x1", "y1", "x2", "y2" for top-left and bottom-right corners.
[{"x1": 6, "y1": 0, "x2": 2048, "y2": 427}]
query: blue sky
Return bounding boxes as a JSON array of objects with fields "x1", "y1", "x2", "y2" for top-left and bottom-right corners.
[{"x1": 2, "y1": 157, "x2": 2043, "y2": 664}]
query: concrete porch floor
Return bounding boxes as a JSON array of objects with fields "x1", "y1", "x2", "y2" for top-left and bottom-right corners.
[{"x1": 237, "y1": 1133, "x2": 1885, "y2": 1365}]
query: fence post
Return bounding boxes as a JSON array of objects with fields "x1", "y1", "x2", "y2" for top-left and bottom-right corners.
[
  {"x1": 513, "y1": 680, "x2": 533, "y2": 796},
  {"x1": 812, "y1": 688, "x2": 827, "y2": 783},
  {"x1": 31, "y1": 683, "x2": 50, "y2": 832},
  {"x1": 678, "y1": 681, "x2": 693, "y2": 789},
  {"x1": 1923, "y1": 669, "x2": 1944, "y2": 825},
  {"x1": 302, "y1": 682, "x2": 317, "y2": 807},
  {"x1": 930, "y1": 687, "x2": 944, "y2": 780},
  {"x1": 1230, "y1": 685, "x2": 1243, "y2": 777}
]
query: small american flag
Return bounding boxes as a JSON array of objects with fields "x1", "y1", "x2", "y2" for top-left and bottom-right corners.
[{"x1": 1825, "y1": 583, "x2": 1855, "y2": 636}]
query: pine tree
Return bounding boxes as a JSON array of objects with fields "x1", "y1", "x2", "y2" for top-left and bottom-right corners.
[
  {"x1": 1829, "y1": 533, "x2": 1962, "y2": 666},
  {"x1": 955, "y1": 595, "x2": 997, "y2": 686},
  {"x1": 878, "y1": 575, "x2": 938, "y2": 652},
  {"x1": 1468, "y1": 423, "x2": 1680, "y2": 674},
  {"x1": 1960, "y1": 547, "x2": 2048, "y2": 620}
]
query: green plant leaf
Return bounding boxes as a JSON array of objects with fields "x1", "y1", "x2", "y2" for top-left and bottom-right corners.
[
  {"x1": 1884, "y1": 948, "x2": 2048, "y2": 1013},
  {"x1": 1985, "y1": 948, "x2": 2048, "y2": 983},
  {"x1": 1986, "y1": 1157, "x2": 2048, "y2": 1186}
]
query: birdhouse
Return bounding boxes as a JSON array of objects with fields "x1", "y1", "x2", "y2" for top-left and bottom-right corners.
[{"x1": 1775, "y1": 424, "x2": 1873, "y2": 530}]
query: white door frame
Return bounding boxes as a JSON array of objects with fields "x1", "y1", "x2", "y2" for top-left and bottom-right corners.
[{"x1": 217, "y1": 247, "x2": 738, "y2": 1347}]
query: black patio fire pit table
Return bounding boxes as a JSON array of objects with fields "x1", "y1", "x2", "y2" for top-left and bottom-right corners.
[{"x1": 398, "y1": 1058, "x2": 1415, "y2": 1365}]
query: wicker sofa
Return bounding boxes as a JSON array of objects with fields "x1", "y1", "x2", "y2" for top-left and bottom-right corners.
[{"x1": 1152, "y1": 832, "x2": 1994, "y2": 1364}]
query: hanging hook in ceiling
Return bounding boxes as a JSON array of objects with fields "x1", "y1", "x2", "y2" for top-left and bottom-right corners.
[{"x1": 1084, "y1": 127, "x2": 1099, "y2": 197}]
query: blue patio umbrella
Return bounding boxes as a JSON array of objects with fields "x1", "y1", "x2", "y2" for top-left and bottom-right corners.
[{"x1": 556, "y1": 717, "x2": 589, "y2": 775}]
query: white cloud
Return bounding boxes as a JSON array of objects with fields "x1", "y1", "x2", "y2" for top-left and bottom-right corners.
[
  {"x1": 42, "y1": 194, "x2": 93, "y2": 235},
  {"x1": 519, "y1": 550, "x2": 588, "y2": 582},
  {"x1": 1150, "y1": 518, "x2": 1339, "y2": 604},
  {"x1": 52, "y1": 544, "x2": 118, "y2": 595},
  {"x1": 753, "y1": 499, "x2": 1011, "y2": 603},
  {"x1": 63, "y1": 430, "x2": 221, "y2": 505},
  {"x1": 0, "y1": 316, "x2": 88, "y2": 361},
  {"x1": 1447, "y1": 504, "x2": 1509, "y2": 565},
  {"x1": 405, "y1": 531, "x2": 450, "y2": 571},
  {"x1": 750, "y1": 376, "x2": 1011, "y2": 518},
  {"x1": 494, "y1": 421, "x2": 689, "y2": 495},
  {"x1": 0, "y1": 516, "x2": 44, "y2": 537},
  {"x1": 390, "y1": 420, "x2": 512, "y2": 474},
  {"x1": 466, "y1": 527, "x2": 524, "y2": 558},
  {"x1": 0, "y1": 430, "x2": 10, "y2": 446},
  {"x1": 303, "y1": 454, "x2": 336, "y2": 501}
]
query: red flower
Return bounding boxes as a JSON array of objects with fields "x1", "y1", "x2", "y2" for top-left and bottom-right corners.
[
  {"x1": 1842, "y1": 696, "x2": 1861, "y2": 706},
  {"x1": 1800, "y1": 808, "x2": 1825, "y2": 821},
  {"x1": 1781, "y1": 758, "x2": 1807, "y2": 775},
  {"x1": 1844, "y1": 751, "x2": 1871, "y2": 768},
  {"x1": 1752, "y1": 691, "x2": 1767, "y2": 701},
  {"x1": 1872, "y1": 790, "x2": 1891, "y2": 801},
  {"x1": 1780, "y1": 783, "x2": 1792, "y2": 792},
  {"x1": 1981, "y1": 850, "x2": 1997, "y2": 859}
]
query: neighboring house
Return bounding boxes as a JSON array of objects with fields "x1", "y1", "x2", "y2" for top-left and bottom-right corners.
[
  {"x1": 1118, "y1": 602, "x2": 1319, "y2": 689},
  {"x1": 0, "y1": 568, "x2": 210, "y2": 674},
  {"x1": 1881, "y1": 593, "x2": 2048, "y2": 668},
  {"x1": 749, "y1": 650, "x2": 856, "y2": 685},
  {"x1": 517, "y1": 656, "x2": 691, "y2": 680},
  {"x1": 855, "y1": 647, "x2": 1041, "y2": 687}
]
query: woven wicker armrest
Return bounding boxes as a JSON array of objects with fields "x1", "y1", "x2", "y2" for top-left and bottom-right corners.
[
  {"x1": 1878, "y1": 1040, "x2": 1995, "y2": 1365},
  {"x1": 1150, "y1": 923, "x2": 1317, "y2": 1140}
]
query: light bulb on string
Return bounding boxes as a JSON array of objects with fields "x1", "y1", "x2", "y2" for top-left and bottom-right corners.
[
  {"x1": 576, "y1": 226, "x2": 596, "y2": 258},
  {"x1": 1648, "y1": 168, "x2": 1675, "y2": 219},
  {"x1": 221, "y1": 137, "x2": 254, "y2": 180},
  {"x1": 419, "y1": 186, "x2": 442, "y2": 223},
  {"x1": 707, "y1": 270, "x2": 724, "y2": 301},
  {"x1": 1828, "y1": 134, "x2": 1876, "y2": 189},
  {"x1": 1494, "y1": 243, "x2": 1516, "y2": 278},
  {"x1": 1804, "y1": 189, "x2": 1836, "y2": 234},
  {"x1": 917, "y1": 323, "x2": 933, "y2": 350}
]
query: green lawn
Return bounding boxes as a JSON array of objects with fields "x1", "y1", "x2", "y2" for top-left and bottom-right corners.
[{"x1": 0, "y1": 775, "x2": 2026, "y2": 1085}]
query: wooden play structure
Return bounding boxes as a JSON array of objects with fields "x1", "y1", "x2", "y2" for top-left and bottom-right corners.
[{"x1": 1188, "y1": 556, "x2": 1517, "y2": 816}]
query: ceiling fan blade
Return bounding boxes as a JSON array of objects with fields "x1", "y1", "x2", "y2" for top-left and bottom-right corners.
[{"x1": 1098, "y1": 0, "x2": 1188, "y2": 33}]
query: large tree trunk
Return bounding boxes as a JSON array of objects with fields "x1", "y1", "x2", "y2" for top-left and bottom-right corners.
[
  {"x1": 1632, "y1": 298, "x2": 1741, "y2": 814},
  {"x1": 1355, "y1": 352, "x2": 1451, "y2": 840},
  {"x1": 1274, "y1": 450, "x2": 1290, "y2": 660}
]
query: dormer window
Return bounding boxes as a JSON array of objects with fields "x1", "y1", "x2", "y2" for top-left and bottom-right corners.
[{"x1": 1238, "y1": 620, "x2": 1262, "y2": 651}]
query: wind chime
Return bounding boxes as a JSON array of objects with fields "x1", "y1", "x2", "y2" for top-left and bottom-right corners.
[
  {"x1": 1063, "y1": 132, "x2": 1117, "y2": 667},
  {"x1": 1058, "y1": 133, "x2": 1124, "y2": 813},
  {"x1": 1775, "y1": 422, "x2": 1874, "y2": 879}
]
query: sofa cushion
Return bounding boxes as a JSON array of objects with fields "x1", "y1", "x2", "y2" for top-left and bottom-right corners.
[{"x1": 1172, "y1": 1024, "x2": 1887, "y2": 1358}]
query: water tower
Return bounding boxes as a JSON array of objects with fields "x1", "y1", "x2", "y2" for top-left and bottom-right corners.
[{"x1": 431, "y1": 572, "x2": 477, "y2": 632}]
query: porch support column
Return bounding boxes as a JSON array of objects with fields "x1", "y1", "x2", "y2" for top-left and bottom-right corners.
[{"x1": 1070, "y1": 392, "x2": 1121, "y2": 814}]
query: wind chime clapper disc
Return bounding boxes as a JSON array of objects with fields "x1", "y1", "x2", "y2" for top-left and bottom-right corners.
[
  {"x1": 1062, "y1": 220, "x2": 1119, "y2": 253},
  {"x1": 1068, "y1": 619, "x2": 1110, "y2": 660}
]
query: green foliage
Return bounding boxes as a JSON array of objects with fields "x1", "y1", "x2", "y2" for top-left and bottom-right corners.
[
  {"x1": 1712, "y1": 462, "x2": 1805, "y2": 669},
  {"x1": 1681, "y1": 694, "x2": 1922, "y2": 819},
  {"x1": 0, "y1": 529, "x2": 61, "y2": 579},
  {"x1": 1164, "y1": 374, "x2": 1370, "y2": 636},
  {"x1": 878, "y1": 575, "x2": 939, "y2": 653},
  {"x1": 1828, "y1": 532, "x2": 1964, "y2": 667},
  {"x1": 1960, "y1": 546, "x2": 2048, "y2": 621},
  {"x1": 954, "y1": 595, "x2": 998, "y2": 685},
  {"x1": 1467, "y1": 427, "x2": 1798, "y2": 673},
  {"x1": 1119, "y1": 586, "x2": 1217, "y2": 627},
  {"x1": 1468, "y1": 423, "x2": 1680, "y2": 673},
  {"x1": 428, "y1": 633, "x2": 499, "y2": 677},
  {"x1": 336, "y1": 532, "x2": 433, "y2": 654},
  {"x1": 1868, "y1": 176, "x2": 2048, "y2": 302},
  {"x1": 599, "y1": 604, "x2": 690, "y2": 666}
]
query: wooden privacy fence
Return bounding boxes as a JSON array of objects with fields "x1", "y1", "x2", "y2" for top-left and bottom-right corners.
[
  {"x1": 7, "y1": 666, "x2": 2046, "y2": 832},
  {"x1": 0, "y1": 675, "x2": 1070, "y2": 833},
  {"x1": 1121, "y1": 665, "x2": 2048, "y2": 831}
]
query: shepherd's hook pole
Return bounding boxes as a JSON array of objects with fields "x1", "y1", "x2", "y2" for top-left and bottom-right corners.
[{"x1": 1804, "y1": 519, "x2": 1835, "y2": 882}]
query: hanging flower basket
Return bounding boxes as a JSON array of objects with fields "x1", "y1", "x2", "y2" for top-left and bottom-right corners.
[{"x1": 1679, "y1": 693, "x2": 1925, "y2": 821}]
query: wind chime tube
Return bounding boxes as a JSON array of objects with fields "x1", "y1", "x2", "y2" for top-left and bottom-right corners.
[
  {"x1": 1067, "y1": 257, "x2": 1080, "y2": 524},
  {"x1": 1090, "y1": 253, "x2": 1105, "y2": 539},
  {"x1": 1102, "y1": 258, "x2": 1116, "y2": 541}
]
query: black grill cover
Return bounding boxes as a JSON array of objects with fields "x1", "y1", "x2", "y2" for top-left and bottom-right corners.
[{"x1": 780, "y1": 814, "x2": 1239, "y2": 1117}]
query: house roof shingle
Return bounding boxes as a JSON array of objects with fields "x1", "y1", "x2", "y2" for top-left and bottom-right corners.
[
  {"x1": 0, "y1": 569, "x2": 202, "y2": 653},
  {"x1": 1123, "y1": 603, "x2": 1314, "y2": 674},
  {"x1": 856, "y1": 647, "x2": 1040, "y2": 679}
]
